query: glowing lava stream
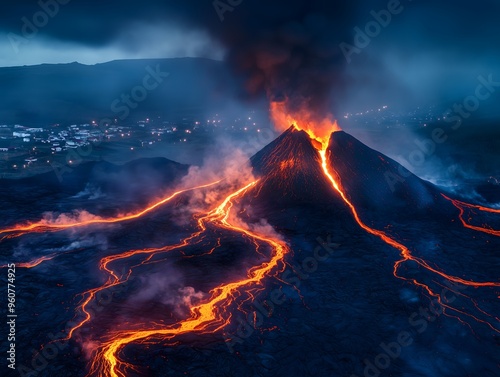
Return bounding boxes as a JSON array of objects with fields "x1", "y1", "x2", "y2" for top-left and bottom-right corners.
[
  {"x1": 443, "y1": 196, "x2": 500, "y2": 213},
  {"x1": 316, "y1": 147, "x2": 499, "y2": 288},
  {"x1": 0, "y1": 180, "x2": 221, "y2": 238},
  {"x1": 67, "y1": 221, "x2": 214, "y2": 341},
  {"x1": 282, "y1": 116, "x2": 499, "y2": 331},
  {"x1": 442, "y1": 194, "x2": 500, "y2": 237},
  {"x1": 89, "y1": 180, "x2": 290, "y2": 377},
  {"x1": 0, "y1": 180, "x2": 223, "y2": 272},
  {"x1": 66, "y1": 181, "x2": 257, "y2": 342}
]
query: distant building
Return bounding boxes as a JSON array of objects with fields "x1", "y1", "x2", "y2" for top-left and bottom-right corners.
[{"x1": 13, "y1": 131, "x2": 30, "y2": 138}]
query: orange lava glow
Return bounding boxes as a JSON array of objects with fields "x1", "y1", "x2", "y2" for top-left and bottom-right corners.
[
  {"x1": 442, "y1": 194, "x2": 500, "y2": 237},
  {"x1": 270, "y1": 101, "x2": 341, "y2": 148},
  {"x1": 3, "y1": 106, "x2": 499, "y2": 376},
  {"x1": 66, "y1": 214, "x2": 214, "y2": 342},
  {"x1": 0, "y1": 180, "x2": 221, "y2": 238},
  {"x1": 8, "y1": 176, "x2": 290, "y2": 376},
  {"x1": 283, "y1": 110, "x2": 499, "y2": 335},
  {"x1": 87, "y1": 180, "x2": 290, "y2": 377},
  {"x1": 8, "y1": 254, "x2": 59, "y2": 268}
]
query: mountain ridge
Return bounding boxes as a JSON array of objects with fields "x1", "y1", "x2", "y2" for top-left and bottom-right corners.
[{"x1": 0, "y1": 58, "x2": 238, "y2": 125}]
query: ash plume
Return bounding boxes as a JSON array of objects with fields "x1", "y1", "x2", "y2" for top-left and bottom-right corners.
[
  {"x1": 0, "y1": 0, "x2": 373, "y2": 120},
  {"x1": 201, "y1": 0, "x2": 362, "y2": 120}
]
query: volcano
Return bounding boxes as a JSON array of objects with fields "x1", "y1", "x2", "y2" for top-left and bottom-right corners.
[
  {"x1": 250, "y1": 126, "x2": 341, "y2": 204},
  {"x1": 249, "y1": 126, "x2": 454, "y2": 229},
  {"x1": 1, "y1": 127, "x2": 499, "y2": 377},
  {"x1": 251, "y1": 126, "x2": 442, "y2": 207}
]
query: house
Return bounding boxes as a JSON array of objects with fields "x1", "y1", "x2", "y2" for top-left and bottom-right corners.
[{"x1": 13, "y1": 132, "x2": 30, "y2": 138}]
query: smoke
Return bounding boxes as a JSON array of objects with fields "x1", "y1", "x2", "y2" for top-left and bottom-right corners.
[
  {"x1": 183, "y1": 138, "x2": 256, "y2": 187},
  {"x1": 12, "y1": 234, "x2": 108, "y2": 260},
  {"x1": 3, "y1": 1, "x2": 500, "y2": 127},
  {"x1": 127, "y1": 271, "x2": 205, "y2": 316},
  {"x1": 72, "y1": 183, "x2": 105, "y2": 200},
  {"x1": 82, "y1": 341, "x2": 101, "y2": 361},
  {"x1": 2, "y1": 1, "x2": 359, "y2": 113},
  {"x1": 211, "y1": 0, "x2": 361, "y2": 122},
  {"x1": 233, "y1": 215, "x2": 283, "y2": 241},
  {"x1": 38, "y1": 210, "x2": 104, "y2": 226},
  {"x1": 172, "y1": 137, "x2": 258, "y2": 224},
  {"x1": 48, "y1": 235, "x2": 109, "y2": 252}
]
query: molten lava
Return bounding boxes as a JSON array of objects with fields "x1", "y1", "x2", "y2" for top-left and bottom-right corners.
[
  {"x1": 443, "y1": 194, "x2": 500, "y2": 237},
  {"x1": 270, "y1": 101, "x2": 341, "y2": 147},
  {"x1": 4, "y1": 174, "x2": 291, "y2": 376},
  {"x1": 271, "y1": 103, "x2": 499, "y2": 334},
  {"x1": 0, "y1": 180, "x2": 221, "y2": 239},
  {"x1": 87, "y1": 180, "x2": 290, "y2": 377},
  {"x1": 2, "y1": 104, "x2": 499, "y2": 376}
]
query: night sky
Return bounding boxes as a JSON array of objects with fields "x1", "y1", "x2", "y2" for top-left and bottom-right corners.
[
  {"x1": 1, "y1": 0, "x2": 499, "y2": 185},
  {"x1": 1, "y1": 0, "x2": 499, "y2": 112}
]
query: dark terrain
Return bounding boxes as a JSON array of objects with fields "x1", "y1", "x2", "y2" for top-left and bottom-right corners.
[{"x1": 0, "y1": 129, "x2": 499, "y2": 377}]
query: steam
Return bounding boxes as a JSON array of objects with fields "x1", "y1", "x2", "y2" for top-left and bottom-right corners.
[
  {"x1": 12, "y1": 234, "x2": 108, "y2": 261},
  {"x1": 72, "y1": 184, "x2": 105, "y2": 200},
  {"x1": 38, "y1": 210, "x2": 104, "y2": 225},
  {"x1": 172, "y1": 138, "x2": 258, "y2": 224},
  {"x1": 128, "y1": 272, "x2": 205, "y2": 316}
]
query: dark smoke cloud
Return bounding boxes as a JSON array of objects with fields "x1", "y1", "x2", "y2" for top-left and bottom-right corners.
[
  {"x1": 0, "y1": 0, "x2": 379, "y2": 117},
  {"x1": 2, "y1": 1, "x2": 499, "y2": 119}
]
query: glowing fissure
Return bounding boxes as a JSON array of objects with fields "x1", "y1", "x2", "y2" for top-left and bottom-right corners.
[
  {"x1": 0, "y1": 180, "x2": 221, "y2": 238},
  {"x1": 442, "y1": 194, "x2": 500, "y2": 237}
]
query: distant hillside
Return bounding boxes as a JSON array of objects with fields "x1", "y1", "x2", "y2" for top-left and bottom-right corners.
[{"x1": 0, "y1": 58, "x2": 239, "y2": 125}]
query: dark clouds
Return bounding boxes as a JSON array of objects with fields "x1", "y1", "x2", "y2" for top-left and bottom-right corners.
[
  {"x1": 1, "y1": 0, "x2": 500, "y2": 116},
  {"x1": 2, "y1": 0, "x2": 499, "y2": 190},
  {"x1": 1, "y1": 0, "x2": 361, "y2": 116},
  {"x1": 1, "y1": 1, "x2": 171, "y2": 46}
]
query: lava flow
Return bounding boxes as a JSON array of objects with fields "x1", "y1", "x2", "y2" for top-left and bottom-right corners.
[
  {"x1": 5, "y1": 104, "x2": 500, "y2": 376},
  {"x1": 442, "y1": 194, "x2": 500, "y2": 237},
  {"x1": 66, "y1": 183, "x2": 244, "y2": 342},
  {"x1": 0, "y1": 180, "x2": 223, "y2": 271},
  {"x1": 0, "y1": 180, "x2": 221, "y2": 239},
  {"x1": 88, "y1": 180, "x2": 290, "y2": 377},
  {"x1": 271, "y1": 101, "x2": 499, "y2": 333},
  {"x1": 8, "y1": 176, "x2": 289, "y2": 376}
]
